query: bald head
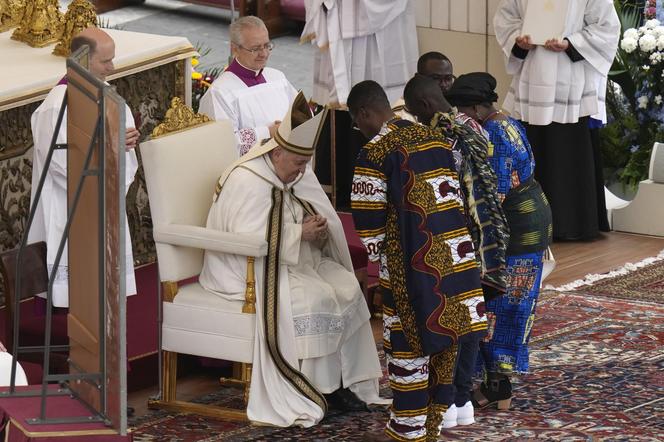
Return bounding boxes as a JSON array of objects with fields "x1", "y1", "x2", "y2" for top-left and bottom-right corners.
[
  {"x1": 403, "y1": 74, "x2": 452, "y2": 125},
  {"x1": 71, "y1": 28, "x2": 115, "y2": 80}
]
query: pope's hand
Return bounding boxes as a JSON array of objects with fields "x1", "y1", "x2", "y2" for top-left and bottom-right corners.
[
  {"x1": 126, "y1": 127, "x2": 140, "y2": 151},
  {"x1": 0, "y1": 340, "x2": 6, "y2": 352},
  {"x1": 544, "y1": 38, "x2": 569, "y2": 52},
  {"x1": 515, "y1": 35, "x2": 535, "y2": 50},
  {"x1": 269, "y1": 121, "x2": 281, "y2": 138},
  {"x1": 302, "y1": 214, "x2": 328, "y2": 242}
]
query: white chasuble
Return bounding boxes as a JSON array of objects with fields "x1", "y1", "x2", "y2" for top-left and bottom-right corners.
[
  {"x1": 198, "y1": 69, "x2": 298, "y2": 156},
  {"x1": 494, "y1": 0, "x2": 619, "y2": 125},
  {"x1": 29, "y1": 84, "x2": 138, "y2": 308},
  {"x1": 200, "y1": 156, "x2": 386, "y2": 427},
  {"x1": 302, "y1": 0, "x2": 418, "y2": 105}
]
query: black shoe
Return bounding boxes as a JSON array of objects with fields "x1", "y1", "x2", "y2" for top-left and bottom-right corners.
[
  {"x1": 472, "y1": 372, "x2": 512, "y2": 410},
  {"x1": 325, "y1": 388, "x2": 369, "y2": 412}
]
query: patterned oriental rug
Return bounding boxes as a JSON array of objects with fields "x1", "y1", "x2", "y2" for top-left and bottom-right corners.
[{"x1": 130, "y1": 260, "x2": 664, "y2": 441}]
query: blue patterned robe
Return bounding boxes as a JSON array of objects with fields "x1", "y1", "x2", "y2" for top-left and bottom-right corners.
[{"x1": 481, "y1": 117, "x2": 552, "y2": 374}]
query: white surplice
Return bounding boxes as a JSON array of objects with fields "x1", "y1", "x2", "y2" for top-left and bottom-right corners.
[
  {"x1": 199, "y1": 156, "x2": 386, "y2": 427},
  {"x1": 302, "y1": 0, "x2": 418, "y2": 105},
  {"x1": 198, "y1": 68, "x2": 298, "y2": 156},
  {"x1": 28, "y1": 84, "x2": 138, "y2": 308},
  {"x1": 494, "y1": 0, "x2": 619, "y2": 125}
]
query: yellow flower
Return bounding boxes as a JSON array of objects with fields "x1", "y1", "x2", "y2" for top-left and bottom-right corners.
[
  {"x1": 192, "y1": 58, "x2": 200, "y2": 67},
  {"x1": 192, "y1": 72, "x2": 203, "y2": 80}
]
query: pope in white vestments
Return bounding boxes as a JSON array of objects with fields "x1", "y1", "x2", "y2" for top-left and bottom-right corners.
[
  {"x1": 28, "y1": 28, "x2": 138, "y2": 308},
  {"x1": 302, "y1": 0, "x2": 418, "y2": 105},
  {"x1": 200, "y1": 92, "x2": 387, "y2": 427},
  {"x1": 198, "y1": 16, "x2": 297, "y2": 156}
]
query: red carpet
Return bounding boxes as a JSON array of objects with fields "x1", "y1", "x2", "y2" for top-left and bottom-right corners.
[
  {"x1": 0, "y1": 385, "x2": 131, "y2": 441},
  {"x1": 129, "y1": 278, "x2": 664, "y2": 441}
]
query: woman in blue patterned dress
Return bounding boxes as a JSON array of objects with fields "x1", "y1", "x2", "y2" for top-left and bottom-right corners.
[{"x1": 446, "y1": 72, "x2": 552, "y2": 410}]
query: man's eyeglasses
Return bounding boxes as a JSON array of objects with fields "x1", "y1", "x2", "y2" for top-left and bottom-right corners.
[
  {"x1": 237, "y1": 42, "x2": 275, "y2": 55},
  {"x1": 426, "y1": 73, "x2": 456, "y2": 84}
]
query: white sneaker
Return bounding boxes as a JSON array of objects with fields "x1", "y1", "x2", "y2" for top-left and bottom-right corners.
[
  {"x1": 442, "y1": 404, "x2": 457, "y2": 428},
  {"x1": 456, "y1": 401, "x2": 475, "y2": 425}
]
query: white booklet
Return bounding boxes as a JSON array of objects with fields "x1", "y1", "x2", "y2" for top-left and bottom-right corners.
[{"x1": 521, "y1": 0, "x2": 570, "y2": 46}]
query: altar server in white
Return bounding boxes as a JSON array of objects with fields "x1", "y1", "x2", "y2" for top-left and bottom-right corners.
[
  {"x1": 200, "y1": 92, "x2": 387, "y2": 427},
  {"x1": 198, "y1": 16, "x2": 297, "y2": 156},
  {"x1": 29, "y1": 28, "x2": 138, "y2": 308},
  {"x1": 302, "y1": 0, "x2": 418, "y2": 106},
  {"x1": 494, "y1": 0, "x2": 619, "y2": 241}
]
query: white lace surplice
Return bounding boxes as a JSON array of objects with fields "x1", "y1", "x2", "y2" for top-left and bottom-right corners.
[
  {"x1": 198, "y1": 68, "x2": 298, "y2": 155},
  {"x1": 494, "y1": 0, "x2": 619, "y2": 125}
]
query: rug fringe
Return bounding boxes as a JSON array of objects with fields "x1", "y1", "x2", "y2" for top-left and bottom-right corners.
[{"x1": 544, "y1": 249, "x2": 664, "y2": 292}]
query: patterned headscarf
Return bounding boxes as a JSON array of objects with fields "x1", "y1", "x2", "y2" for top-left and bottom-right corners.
[{"x1": 430, "y1": 111, "x2": 509, "y2": 296}]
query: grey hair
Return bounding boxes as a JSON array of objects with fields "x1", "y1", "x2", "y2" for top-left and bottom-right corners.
[{"x1": 229, "y1": 16, "x2": 268, "y2": 45}]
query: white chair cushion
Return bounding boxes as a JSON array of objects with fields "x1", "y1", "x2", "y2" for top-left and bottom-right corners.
[{"x1": 162, "y1": 282, "x2": 255, "y2": 363}]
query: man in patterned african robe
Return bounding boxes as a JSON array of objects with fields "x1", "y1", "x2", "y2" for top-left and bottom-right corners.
[
  {"x1": 348, "y1": 80, "x2": 487, "y2": 442},
  {"x1": 403, "y1": 74, "x2": 510, "y2": 428}
]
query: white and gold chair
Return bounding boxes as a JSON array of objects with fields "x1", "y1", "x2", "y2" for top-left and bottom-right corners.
[{"x1": 140, "y1": 98, "x2": 266, "y2": 420}]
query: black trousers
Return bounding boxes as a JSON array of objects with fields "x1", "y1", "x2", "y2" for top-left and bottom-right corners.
[
  {"x1": 523, "y1": 118, "x2": 609, "y2": 240},
  {"x1": 453, "y1": 334, "x2": 481, "y2": 407}
]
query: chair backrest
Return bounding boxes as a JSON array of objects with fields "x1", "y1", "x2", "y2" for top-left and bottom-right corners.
[
  {"x1": 141, "y1": 121, "x2": 238, "y2": 282},
  {"x1": 0, "y1": 241, "x2": 48, "y2": 353}
]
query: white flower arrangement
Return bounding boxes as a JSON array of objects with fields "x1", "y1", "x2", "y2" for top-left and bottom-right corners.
[
  {"x1": 645, "y1": 19, "x2": 661, "y2": 29},
  {"x1": 621, "y1": 36, "x2": 638, "y2": 52},
  {"x1": 639, "y1": 33, "x2": 658, "y2": 52},
  {"x1": 621, "y1": 19, "x2": 663, "y2": 54},
  {"x1": 623, "y1": 28, "x2": 639, "y2": 40}
]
